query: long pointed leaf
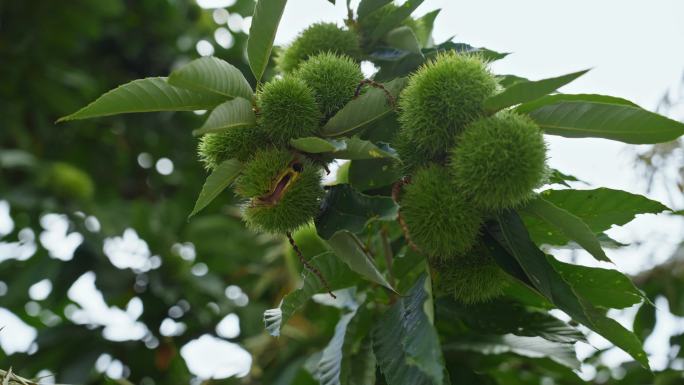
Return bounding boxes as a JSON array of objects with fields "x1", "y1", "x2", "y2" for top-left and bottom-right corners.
[
  {"x1": 491, "y1": 210, "x2": 650, "y2": 368},
  {"x1": 168, "y1": 57, "x2": 253, "y2": 100},
  {"x1": 373, "y1": 274, "x2": 446, "y2": 385},
  {"x1": 484, "y1": 69, "x2": 589, "y2": 112},
  {"x1": 522, "y1": 188, "x2": 669, "y2": 247},
  {"x1": 192, "y1": 97, "x2": 256, "y2": 136},
  {"x1": 188, "y1": 159, "x2": 242, "y2": 218},
  {"x1": 522, "y1": 99, "x2": 684, "y2": 144},
  {"x1": 58, "y1": 77, "x2": 225, "y2": 122},
  {"x1": 247, "y1": 0, "x2": 287, "y2": 82},
  {"x1": 263, "y1": 251, "x2": 358, "y2": 336},
  {"x1": 322, "y1": 78, "x2": 407, "y2": 137},
  {"x1": 445, "y1": 334, "x2": 580, "y2": 370},
  {"x1": 315, "y1": 185, "x2": 398, "y2": 239},
  {"x1": 521, "y1": 196, "x2": 609, "y2": 262},
  {"x1": 327, "y1": 230, "x2": 396, "y2": 292}
]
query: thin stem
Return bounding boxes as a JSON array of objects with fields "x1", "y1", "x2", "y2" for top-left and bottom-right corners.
[
  {"x1": 286, "y1": 232, "x2": 336, "y2": 299},
  {"x1": 354, "y1": 79, "x2": 396, "y2": 107}
]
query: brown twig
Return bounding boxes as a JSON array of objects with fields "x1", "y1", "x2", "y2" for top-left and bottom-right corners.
[
  {"x1": 286, "y1": 232, "x2": 336, "y2": 299},
  {"x1": 392, "y1": 177, "x2": 421, "y2": 253},
  {"x1": 354, "y1": 79, "x2": 396, "y2": 107}
]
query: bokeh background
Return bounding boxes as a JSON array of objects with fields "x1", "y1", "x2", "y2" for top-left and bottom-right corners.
[{"x1": 1, "y1": 0, "x2": 683, "y2": 384}]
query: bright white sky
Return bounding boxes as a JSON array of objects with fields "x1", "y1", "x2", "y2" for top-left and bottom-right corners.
[{"x1": 2, "y1": 0, "x2": 684, "y2": 381}]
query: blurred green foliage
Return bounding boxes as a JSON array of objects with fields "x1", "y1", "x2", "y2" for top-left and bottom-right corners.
[{"x1": 0, "y1": 1, "x2": 335, "y2": 383}]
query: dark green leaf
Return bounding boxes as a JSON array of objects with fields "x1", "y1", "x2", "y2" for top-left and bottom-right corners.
[
  {"x1": 369, "y1": 0, "x2": 424, "y2": 42},
  {"x1": 437, "y1": 298, "x2": 585, "y2": 344},
  {"x1": 58, "y1": 77, "x2": 225, "y2": 121},
  {"x1": 373, "y1": 52, "x2": 425, "y2": 82},
  {"x1": 385, "y1": 26, "x2": 422, "y2": 54},
  {"x1": 290, "y1": 137, "x2": 346, "y2": 153},
  {"x1": 357, "y1": 0, "x2": 392, "y2": 20},
  {"x1": 521, "y1": 100, "x2": 684, "y2": 144},
  {"x1": 314, "y1": 298, "x2": 372, "y2": 385},
  {"x1": 373, "y1": 274, "x2": 445, "y2": 385},
  {"x1": 522, "y1": 188, "x2": 669, "y2": 246},
  {"x1": 549, "y1": 258, "x2": 645, "y2": 309},
  {"x1": 491, "y1": 211, "x2": 650, "y2": 368},
  {"x1": 444, "y1": 334, "x2": 580, "y2": 370},
  {"x1": 516, "y1": 93, "x2": 640, "y2": 114},
  {"x1": 247, "y1": 0, "x2": 287, "y2": 83},
  {"x1": 498, "y1": 74, "x2": 529, "y2": 88},
  {"x1": 327, "y1": 230, "x2": 396, "y2": 292},
  {"x1": 168, "y1": 57, "x2": 253, "y2": 100},
  {"x1": 349, "y1": 158, "x2": 401, "y2": 191},
  {"x1": 428, "y1": 41, "x2": 509, "y2": 62},
  {"x1": 188, "y1": 159, "x2": 242, "y2": 218},
  {"x1": 192, "y1": 97, "x2": 256, "y2": 136},
  {"x1": 290, "y1": 137, "x2": 397, "y2": 159},
  {"x1": 322, "y1": 78, "x2": 408, "y2": 137},
  {"x1": 315, "y1": 305, "x2": 359, "y2": 385},
  {"x1": 546, "y1": 168, "x2": 582, "y2": 187},
  {"x1": 316, "y1": 184, "x2": 398, "y2": 238},
  {"x1": 634, "y1": 303, "x2": 656, "y2": 341},
  {"x1": 264, "y1": 251, "x2": 358, "y2": 336},
  {"x1": 521, "y1": 196, "x2": 609, "y2": 262},
  {"x1": 413, "y1": 9, "x2": 440, "y2": 48},
  {"x1": 484, "y1": 69, "x2": 589, "y2": 112},
  {"x1": 333, "y1": 138, "x2": 398, "y2": 160}
]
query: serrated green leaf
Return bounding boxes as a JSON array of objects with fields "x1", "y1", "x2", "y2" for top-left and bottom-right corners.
[
  {"x1": 264, "y1": 251, "x2": 358, "y2": 336},
  {"x1": 349, "y1": 158, "x2": 401, "y2": 191},
  {"x1": 315, "y1": 307, "x2": 358, "y2": 385},
  {"x1": 327, "y1": 230, "x2": 396, "y2": 292},
  {"x1": 385, "y1": 26, "x2": 422, "y2": 55},
  {"x1": 521, "y1": 99, "x2": 684, "y2": 144},
  {"x1": 545, "y1": 168, "x2": 582, "y2": 187},
  {"x1": 369, "y1": 0, "x2": 424, "y2": 42},
  {"x1": 322, "y1": 78, "x2": 407, "y2": 137},
  {"x1": 498, "y1": 74, "x2": 529, "y2": 88},
  {"x1": 579, "y1": 302, "x2": 650, "y2": 368},
  {"x1": 549, "y1": 258, "x2": 644, "y2": 309},
  {"x1": 192, "y1": 97, "x2": 255, "y2": 136},
  {"x1": 314, "y1": 298, "x2": 372, "y2": 385},
  {"x1": 437, "y1": 298, "x2": 585, "y2": 344},
  {"x1": 373, "y1": 274, "x2": 445, "y2": 385},
  {"x1": 634, "y1": 302, "x2": 656, "y2": 342},
  {"x1": 247, "y1": 0, "x2": 287, "y2": 82},
  {"x1": 57, "y1": 77, "x2": 225, "y2": 122},
  {"x1": 522, "y1": 188, "x2": 669, "y2": 246},
  {"x1": 521, "y1": 196, "x2": 609, "y2": 262},
  {"x1": 357, "y1": 0, "x2": 392, "y2": 19},
  {"x1": 516, "y1": 93, "x2": 640, "y2": 114},
  {"x1": 333, "y1": 138, "x2": 398, "y2": 159},
  {"x1": 444, "y1": 334, "x2": 580, "y2": 370},
  {"x1": 428, "y1": 41, "x2": 509, "y2": 62},
  {"x1": 290, "y1": 137, "x2": 397, "y2": 160},
  {"x1": 490, "y1": 211, "x2": 650, "y2": 368},
  {"x1": 315, "y1": 184, "x2": 398, "y2": 239},
  {"x1": 372, "y1": 51, "x2": 425, "y2": 82},
  {"x1": 188, "y1": 159, "x2": 242, "y2": 218},
  {"x1": 290, "y1": 137, "x2": 347, "y2": 153},
  {"x1": 413, "y1": 9, "x2": 440, "y2": 48},
  {"x1": 485, "y1": 69, "x2": 589, "y2": 112},
  {"x1": 168, "y1": 57, "x2": 253, "y2": 100}
]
